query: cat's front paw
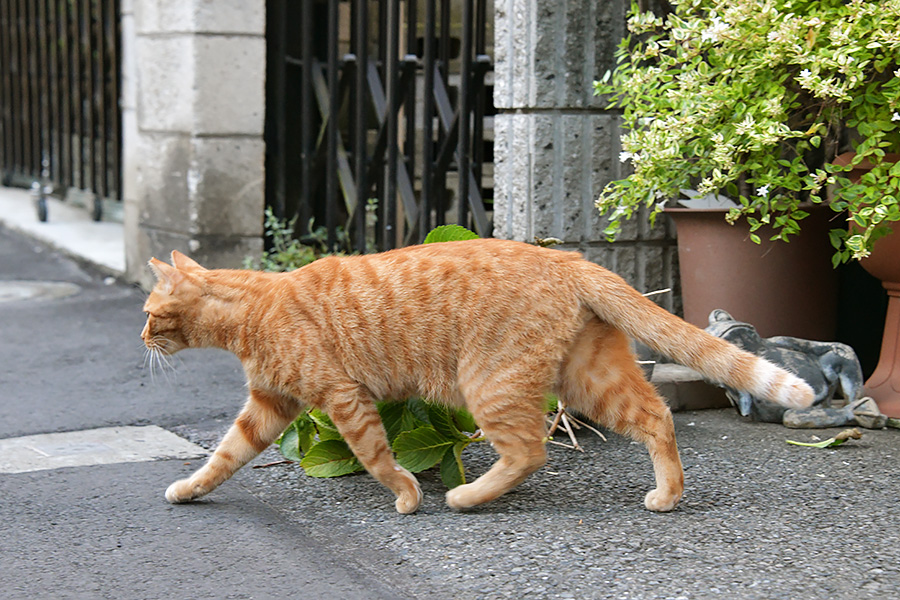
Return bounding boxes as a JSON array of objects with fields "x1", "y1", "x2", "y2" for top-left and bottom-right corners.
[
  {"x1": 394, "y1": 475, "x2": 423, "y2": 514},
  {"x1": 644, "y1": 488, "x2": 681, "y2": 512},
  {"x1": 165, "y1": 478, "x2": 207, "y2": 503}
]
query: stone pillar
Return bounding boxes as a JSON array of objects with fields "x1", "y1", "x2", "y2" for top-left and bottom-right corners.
[
  {"x1": 123, "y1": 0, "x2": 265, "y2": 289},
  {"x1": 492, "y1": 0, "x2": 679, "y2": 312}
]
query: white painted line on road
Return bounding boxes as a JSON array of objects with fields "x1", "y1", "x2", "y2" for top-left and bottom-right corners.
[{"x1": 0, "y1": 426, "x2": 208, "y2": 474}]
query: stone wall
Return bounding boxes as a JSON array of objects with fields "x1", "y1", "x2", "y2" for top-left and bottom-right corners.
[
  {"x1": 122, "y1": 0, "x2": 266, "y2": 289},
  {"x1": 492, "y1": 0, "x2": 680, "y2": 312}
]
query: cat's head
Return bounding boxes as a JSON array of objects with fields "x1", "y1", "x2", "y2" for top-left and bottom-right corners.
[{"x1": 141, "y1": 250, "x2": 207, "y2": 355}]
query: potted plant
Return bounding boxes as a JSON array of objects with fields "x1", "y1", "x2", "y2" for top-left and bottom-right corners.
[{"x1": 592, "y1": 0, "x2": 900, "y2": 342}]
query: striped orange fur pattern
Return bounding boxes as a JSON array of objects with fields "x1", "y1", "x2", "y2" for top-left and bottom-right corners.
[{"x1": 143, "y1": 239, "x2": 814, "y2": 513}]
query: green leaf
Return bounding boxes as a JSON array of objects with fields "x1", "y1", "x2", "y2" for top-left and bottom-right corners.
[
  {"x1": 377, "y1": 402, "x2": 408, "y2": 444},
  {"x1": 279, "y1": 426, "x2": 304, "y2": 462},
  {"x1": 427, "y1": 404, "x2": 470, "y2": 441},
  {"x1": 440, "y1": 442, "x2": 468, "y2": 489},
  {"x1": 786, "y1": 437, "x2": 846, "y2": 449},
  {"x1": 279, "y1": 413, "x2": 321, "y2": 461},
  {"x1": 393, "y1": 426, "x2": 454, "y2": 473},
  {"x1": 423, "y1": 225, "x2": 479, "y2": 244},
  {"x1": 452, "y1": 407, "x2": 479, "y2": 435},
  {"x1": 545, "y1": 394, "x2": 559, "y2": 413},
  {"x1": 308, "y1": 409, "x2": 344, "y2": 441},
  {"x1": 406, "y1": 398, "x2": 431, "y2": 425},
  {"x1": 786, "y1": 429, "x2": 862, "y2": 449},
  {"x1": 300, "y1": 439, "x2": 363, "y2": 477},
  {"x1": 297, "y1": 417, "x2": 317, "y2": 453}
]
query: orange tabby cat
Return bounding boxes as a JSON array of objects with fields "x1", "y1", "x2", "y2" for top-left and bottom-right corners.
[{"x1": 143, "y1": 239, "x2": 814, "y2": 513}]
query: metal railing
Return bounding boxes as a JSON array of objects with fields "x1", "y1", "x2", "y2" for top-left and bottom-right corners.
[
  {"x1": 0, "y1": 0, "x2": 122, "y2": 221},
  {"x1": 265, "y1": 0, "x2": 494, "y2": 252}
]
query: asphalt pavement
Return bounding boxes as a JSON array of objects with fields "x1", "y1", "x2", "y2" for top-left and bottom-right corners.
[{"x1": 2, "y1": 221, "x2": 900, "y2": 600}]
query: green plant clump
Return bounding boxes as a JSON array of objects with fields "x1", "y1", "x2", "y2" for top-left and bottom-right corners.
[
  {"x1": 244, "y1": 207, "x2": 336, "y2": 272},
  {"x1": 279, "y1": 399, "x2": 483, "y2": 489},
  {"x1": 594, "y1": 0, "x2": 900, "y2": 263}
]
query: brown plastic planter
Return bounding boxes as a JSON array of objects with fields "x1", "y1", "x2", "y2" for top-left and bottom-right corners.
[{"x1": 666, "y1": 206, "x2": 839, "y2": 340}]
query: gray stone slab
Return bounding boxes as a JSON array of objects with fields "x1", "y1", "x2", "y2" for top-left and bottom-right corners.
[{"x1": 0, "y1": 426, "x2": 208, "y2": 473}]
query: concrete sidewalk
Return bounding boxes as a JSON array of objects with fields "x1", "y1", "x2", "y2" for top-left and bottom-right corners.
[{"x1": 0, "y1": 186, "x2": 125, "y2": 276}]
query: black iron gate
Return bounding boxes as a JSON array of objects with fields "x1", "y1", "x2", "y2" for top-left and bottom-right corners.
[
  {"x1": 0, "y1": 0, "x2": 122, "y2": 221},
  {"x1": 265, "y1": 0, "x2": 493, "y2": 252}
]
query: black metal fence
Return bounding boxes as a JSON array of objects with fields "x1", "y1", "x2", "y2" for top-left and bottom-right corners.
[
  {"x1": 265, "y1": 0, "x2": 494, "y2": 252},
  {"x1": 0, "y1": 0, "x2": 122, "y2": 221}
]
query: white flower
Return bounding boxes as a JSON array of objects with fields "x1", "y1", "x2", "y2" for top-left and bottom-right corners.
[
  {"x1": 799, "y1": 69, "x2": 812, "y2": 78},
  {"x1": 701, "y1": 16, "x2": 730, "y2": 43},
  {"x1": 893, "y1": 112, "x2": 900, "y2": 122},
  {"x1": 756, "y1": 184, "x2": 770, "y2": 197},
  {"x1": 619, "y1": 151, "x2": 634, "y2": 163}
]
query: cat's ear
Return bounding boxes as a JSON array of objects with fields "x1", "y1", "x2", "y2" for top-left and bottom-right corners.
[
  {"x1": 170, "y1": 250, "x2": 207, "y2": 272},
  {"x1": 148, "y1": 257, "x2": 185, "y2": 294}
]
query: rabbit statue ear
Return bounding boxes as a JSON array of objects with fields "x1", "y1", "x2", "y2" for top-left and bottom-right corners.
[{"x1": 170, "y1": 250, "x2": 207, "y2": 271}]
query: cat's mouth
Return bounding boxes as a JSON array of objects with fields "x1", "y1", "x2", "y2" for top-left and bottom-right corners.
[{"x1": 143, "y1": 335, "x2": 182, "y2": 355}]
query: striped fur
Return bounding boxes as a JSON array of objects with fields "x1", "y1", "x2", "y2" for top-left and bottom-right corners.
[{"x1": 144, "y1": 239, "x2": 814, "y2": 513}]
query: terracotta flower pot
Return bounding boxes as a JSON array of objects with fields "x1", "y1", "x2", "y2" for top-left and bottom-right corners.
[
  {"x1": 834, "y1": 152, "x2": 900, "y2": 417},
  {"x1": 857, "y1": 222, "x2": 900, "y2": 416},
  {"x1": 666, "y1": 205, "x2": 839, "y2": 340}
]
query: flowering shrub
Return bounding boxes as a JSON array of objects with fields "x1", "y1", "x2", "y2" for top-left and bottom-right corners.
[{"x1": 594, "y1": 0, "x2": 900, "y2": 263}]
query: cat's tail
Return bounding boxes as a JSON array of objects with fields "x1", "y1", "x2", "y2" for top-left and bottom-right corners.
[{"x1": 571, "y1": 261, "x2": 815, "y2": 409}]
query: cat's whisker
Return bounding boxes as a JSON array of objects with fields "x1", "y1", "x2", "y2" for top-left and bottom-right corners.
[{"x1": 141, "y1": 336, "x2": 179, "y2": 385}]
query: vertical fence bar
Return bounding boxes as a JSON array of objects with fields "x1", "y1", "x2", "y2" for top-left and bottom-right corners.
[
  {"x1": 0, "y1": 0, "x2": 13, "y2": 176},
  {"x1": 268, "y1": 0, "x2": 287, "y2": 218},
  {"x1": 108, "y1": 0, "x2": 123, "y2": 199},
  {"x1": 435, "y1": 0, "x2": 451, "y2": 225},
  {"x1": 46, "y1": 0, "x2": 61, "y2": 188},
  {"x1": 36, "y1": 0, "x2": 50, "y2": 182},
  {"x1": 299, "y1": 0, "x2": 314, "y2": 235},
  {"x1": 15, "y1": 0, "x2": 28, "y2": 175},
  {"x1": 19, "y1": 0, "x2": 30, "y2": 174},
  {"x1": 403, "y1": 0, "x2": 417, "y2": 241},
  {"x1": 70, "y1": 0, "x2": 83, "y2": 189},
  {"x1": 325, "y1": 0, "x2": 339, "y2": 250},
  {"x1": 383, "y1": 0, "x2": 400, "y2": 250},
  {"x1": 81, "y1": 0, "x2": 95, "y2": 193},
  {"x1": 420, "y1": 0, "x2": 436, "y2": 237},
  {"x1": 374, "y1": 1, "x2": 386, "y2": 249},
  {"x1": 471, "y1": 0, "x2": 487, "y2": 201},
  {"x1": 59, "y1": 0, "x2": 73, "y2": 190},
  {"x1": 353, "y1": 0, "x2": 368, "y2": 252},
  {"x1": 93, "y1": 0, "x2": 107, "y2": 199},
  {"x1": 438, "y1": 0, "x2": 450, "y2": 81},
  {"x1": 457, "y1": 0, "x2": 473, "y2": 227}
]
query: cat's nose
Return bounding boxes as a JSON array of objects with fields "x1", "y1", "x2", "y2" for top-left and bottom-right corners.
[{"x1": 141, "y1": 320, "x2": 150, "y2": 342}]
